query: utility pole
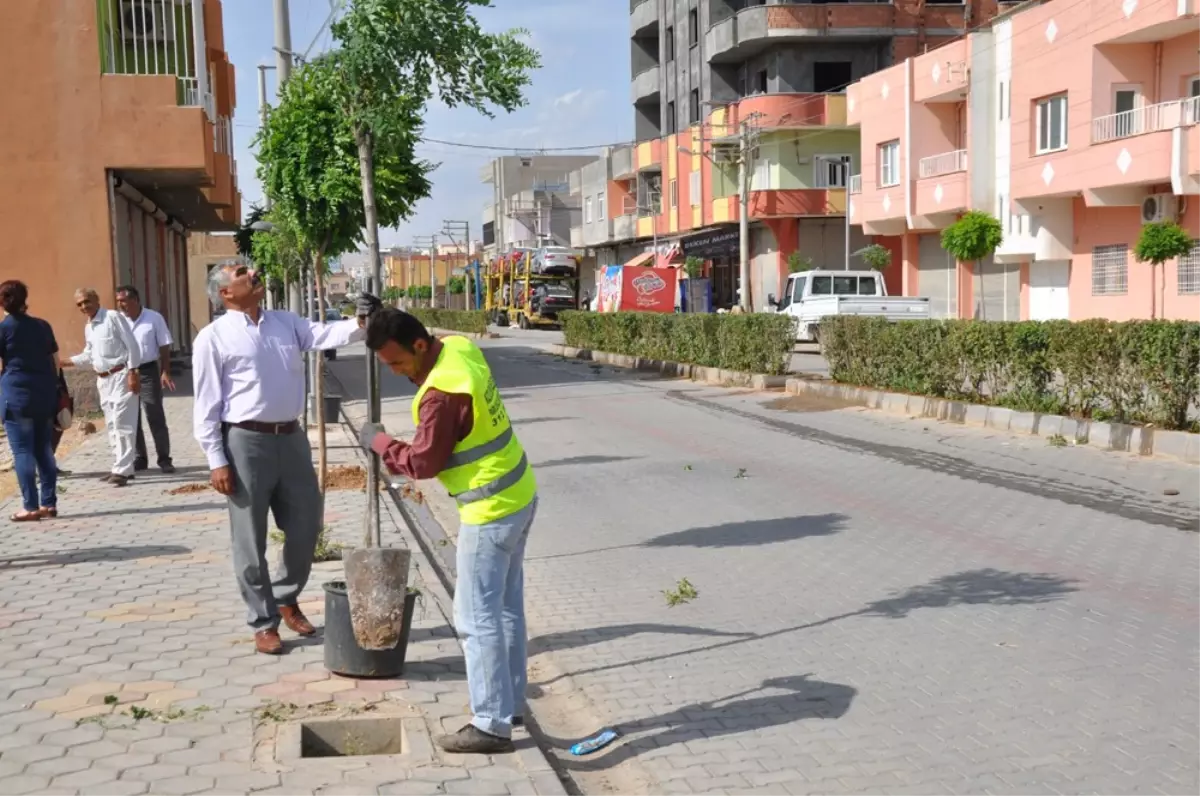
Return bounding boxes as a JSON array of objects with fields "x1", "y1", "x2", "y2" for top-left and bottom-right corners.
[
  {"x1": 257, "y1": 64, "x2": 276, "y2": 311},
  {"x1": 273, "y1": 0, "x2": 300, "y2": 318},
  {"x1": 442, "y1": 220, "x2": 470, "y2": 308},
  {"x1": 737, "y1": 117, "x2": 761, "y2": 312},
  {"x1": 412, "y1": 236, "x2": 438, "y2": 308}
]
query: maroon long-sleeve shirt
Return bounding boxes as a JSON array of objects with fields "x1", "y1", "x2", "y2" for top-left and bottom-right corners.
[{"x1": 368, "y1": 338, "x2": 474, "y2": 480}]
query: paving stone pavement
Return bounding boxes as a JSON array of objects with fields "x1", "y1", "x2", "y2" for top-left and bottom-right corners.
[
  {"x1": 331, "y1": 338, "x2": 1200, "y2": 796},
  {"x1": 0, "y1": 380, "x2": 562, "y2": 796}
]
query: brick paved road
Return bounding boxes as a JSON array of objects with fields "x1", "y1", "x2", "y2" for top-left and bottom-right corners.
[
  {"x1": 0, "y1": 378, "x2": 560, "y2": 796},
  {"x1": 331, "y1": 337, "x2": 1199, "y2": 796}
]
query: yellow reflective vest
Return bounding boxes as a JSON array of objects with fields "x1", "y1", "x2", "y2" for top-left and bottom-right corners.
[{"x1": 412, "y1": 336, "x2": 536, "y2": 525}]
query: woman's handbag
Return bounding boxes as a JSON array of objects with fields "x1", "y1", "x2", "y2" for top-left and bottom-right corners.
[{"x1": 54, "y1": 370, "x2": 73, "y2": 431}]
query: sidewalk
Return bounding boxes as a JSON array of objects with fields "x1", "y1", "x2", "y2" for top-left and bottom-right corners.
[{"x1": 0, "y1": 387, "x2": 561, "y2": 795}]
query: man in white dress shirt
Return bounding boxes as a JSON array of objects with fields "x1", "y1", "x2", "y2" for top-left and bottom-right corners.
[
  {"x1": 116, "y1": 285, "x2": 177, "y2": 474},
  {"x1": 192, "y1": 263, "x2": 380, "y2": 654},
  {"x1": 61, "y1": 288, "x2": 142, "y2": 486}
]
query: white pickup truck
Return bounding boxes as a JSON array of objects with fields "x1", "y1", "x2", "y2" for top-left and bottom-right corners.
[{"x1": 768, "y1": 269, "x2": 931, "y2": 343}]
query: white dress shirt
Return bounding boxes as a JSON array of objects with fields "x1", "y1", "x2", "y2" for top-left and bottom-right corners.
[
  {"x1": 192, "y1": 309, "x2": 365, "y2": 469},
  {"x1": 70, "y1": 308, "x2": 141, "y2": 374},
  {"x1": 127, "y1": 307, "x2": 173, "y2": 365}
]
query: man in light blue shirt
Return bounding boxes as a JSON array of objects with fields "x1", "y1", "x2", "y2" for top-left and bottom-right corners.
[{"x1": 192, "y1": 263, "x2": 380, "y2": 654}]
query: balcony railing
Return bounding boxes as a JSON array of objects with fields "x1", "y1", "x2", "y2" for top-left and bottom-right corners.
[
  {"x1": 214, "y1": 116, "x2": 233, "y2": 155},
  {"x1": 99, "y1": 0, "x2": 213, "y2": 120},
  {"x1": 1092, "y1": 97, "x2": 1200, "y2": 144},
  {"x1": 918, "y1": 149, "x2": 968, "y2": 179},
  {"x1": 848, "y1": 174, "x2": 862, "y2": 195}
]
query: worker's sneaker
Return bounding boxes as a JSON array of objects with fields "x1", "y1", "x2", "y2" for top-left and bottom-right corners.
[{"x1": 436, "y1": 724, "x2": 514, "y2": 754}]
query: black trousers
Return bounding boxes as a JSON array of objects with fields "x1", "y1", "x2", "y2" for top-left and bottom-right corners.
[{"x1": 134, "y1": 362, "x2": 172, "y2": 466}]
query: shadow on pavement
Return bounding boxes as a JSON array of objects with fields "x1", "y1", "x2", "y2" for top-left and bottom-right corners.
[
  {"x1": 61, "y1": 502, "x2": 226, "y2": 521},
  {"x1": 528, "y1": 514, "x2": 847, "y2": 562},
  {"x1": 529, "y1": 622, "x2": 754, "y2": 657},
  {"x1": 545, "y1": 674, "x2": 856, "y2": 772},
  {"x1": 645, "y1": 513, "x2": 847, "y2": 549},
  {"x1": 0, "y1": 544, "x2": 190, "y2": 569},
  {"x1": 535, "y1": 455, "x2": 640, "y2": 470},
  {"x1": 62, "y1": 465, "x2": 210, "y2": 481},
  {"x1": 532, "y1": 568, "x2": 1078, "y2": 688}
]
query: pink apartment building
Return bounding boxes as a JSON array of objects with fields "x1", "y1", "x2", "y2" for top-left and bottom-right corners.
[{"x1": 848, "y1": 0, "x2": 1200, "y2": 322}]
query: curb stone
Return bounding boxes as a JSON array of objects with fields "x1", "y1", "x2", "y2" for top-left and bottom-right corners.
[
  {"x1": 548, "y1": 343, "x2": 789, "y2": 390},
  {"x1": 784, "y1": 377, "x2": 1200, "y2": 464},
  {"x1": 333, "y1": 406, "x2": 570, "y2": 796},
  {"x1": 426, "y1": 327, "x2": 497, "y2": 340}
]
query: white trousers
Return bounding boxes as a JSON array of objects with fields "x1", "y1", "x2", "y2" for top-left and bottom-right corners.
[{"x1": 97, "y1": 372, "x2": 139, "y2": 476}]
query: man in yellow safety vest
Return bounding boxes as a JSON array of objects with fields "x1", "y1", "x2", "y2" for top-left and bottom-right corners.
[{"x1": 360, "y1": 309, "x2": 537, "y2": 755}]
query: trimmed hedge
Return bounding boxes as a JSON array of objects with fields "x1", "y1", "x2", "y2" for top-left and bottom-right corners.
[
  {"x1": 408, "y1": 309, "x2": 489, "y2": 335},
  {"x1": 560, "y1": 311, "x2": 796, "y2": 375},
  {"x1": 822, "y1": 316, "x2": 1200, "y2": 431}
]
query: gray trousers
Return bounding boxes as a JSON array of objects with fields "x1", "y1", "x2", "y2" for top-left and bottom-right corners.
[
  {"x1": 134, "y1": 362, "x2": 171, "y2": 466},
  {"x1": 224, "y1": 425, "x2": 322, "y2": 630}
]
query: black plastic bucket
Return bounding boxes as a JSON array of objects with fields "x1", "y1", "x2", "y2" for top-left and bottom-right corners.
[
  {"x1": 322, "y1": 580, "x2": 416, "y2": 678},
  {"x1": 315, "y1": 394, "x2": 342, "y2": 424}
]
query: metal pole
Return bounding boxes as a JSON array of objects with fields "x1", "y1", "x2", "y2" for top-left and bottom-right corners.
[
  {"x1": 738, "y1": 120, "x2": 751, "y2": 311},
  {"x1": 273, "y1": 0, "x2": 301, "y2": 316},
  {"x1": 845, "y1": 190, "x2": 851, "y2": 271},
  {"x1": 258, "y1": 64, "x2": 276, "y2": 312},
  {"x1": 429, "y1": 234, "x2": 438, "y2": 308}
]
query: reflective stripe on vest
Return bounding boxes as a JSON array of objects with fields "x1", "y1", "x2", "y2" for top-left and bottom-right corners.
[
  {"x1": 450, "y1": 452, "x2": 529, "y2": 506},
  {"x1": 443, "y1": 426, "x2": 514, "y2": 471}
]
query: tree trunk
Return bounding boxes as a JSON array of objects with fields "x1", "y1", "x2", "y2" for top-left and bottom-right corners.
[
  {"x1": 355, "y1": 125, "x2": 383, "y2": 548},
  {"x1": 1159, "y1": 262, "x2": 1166, "y2": 321},
  {"x1": 976, "y1": 259, "x2": 985, "y2": 320},
  {"x1": 314, "y1": 248, "x2": 328, "y2": 496},
  {"x1": 1151, "y1": 263, "x2": 1158, "y2": 320}
]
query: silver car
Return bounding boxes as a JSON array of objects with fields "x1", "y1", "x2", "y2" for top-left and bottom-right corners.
[{"x1": 533, "y1": 246, "x2": 578, "y2": 276}]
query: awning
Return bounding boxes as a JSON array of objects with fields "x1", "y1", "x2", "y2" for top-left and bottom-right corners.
[{"x1": 623, "y1": 251, "x2": 655, "y2": 268}]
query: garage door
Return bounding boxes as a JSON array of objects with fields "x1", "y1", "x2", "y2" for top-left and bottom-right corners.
[
  {"x1": 917, "y1": 234, "x2": 957, "y2": 318},
  {"x1": 974, "y1": 257, "x2": 1020, "y2": 320}
]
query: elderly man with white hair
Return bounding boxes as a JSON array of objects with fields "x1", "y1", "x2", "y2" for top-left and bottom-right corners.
[
  {"x1": 192, "y1": 262, "x2": 381, "y2": 655},
  {"x1": 61, "y1": 287, "x2": 141, "y2": 486}
]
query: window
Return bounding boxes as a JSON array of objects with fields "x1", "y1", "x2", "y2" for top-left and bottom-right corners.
[
  {"x1": 752, "y1": 158, "x2": 770, "y2": 190},
  {"x1": 584, "y1": 197, "x2": 592, "y2": 224},
  {"x1": 996, "y1": 192, "x2": 1008, "y2": 234},
  {"x1": 689, "y1": 171, "x2": 700, "y2": 206},
  {"x1": 811, "y1": 276, "x2": 833, "y2": 295},
  {"x1": 666, "y1": 101, "x2": 677, "y2": 134},
  {"x1": 669, "y1": 179, "x2": 678, "y2": 208},
  {"x1": 689, "y1": 89, "x2": 700, "y2": 124},
  {"x1": 1179, "y1": 240, "x2": 1200, "y2": 295},
  {"x1": 1091, "y1": 244, "x2": 1128, "y2": 296},
  {"x1": 1190, "y1": 76, "x2": 1200, "y2": 97},
  {"x1": 688, "y1": 8, "x2": 698, "y2": 46},
  {"x1": 597, "y1": 192, "x2": 605, "y2": 221},
  {"x1": 1112, "y1": 87, "x2": 1140, "y2": 138},
  {"x1": 754, "y1": 69, "x2": 768, "y2": 95},
  {"x1": 998, "y1": 81, "x2": 1007, "y2": 120},
  {"x1": 1036, "y1": 94, "x2": 1068, "y2": 154},
  {"x1": 879, "y1": 140, "x2": 899, "y2": 187},
  {"x1": 665, "y1": 26, "x2": 675, "y2": 62},
  {"x1": 813, "y1": 61, "x2": 853, "y2": 94},
  {"x1": 857, "y1": 276, "x2": 878, "y2": 295},
  {"x1": 792, "y1": 275, "x2": 808, "y2": 303},
  {"x1": 814, "y1": 155, "x2": 850, "y2": 189}
]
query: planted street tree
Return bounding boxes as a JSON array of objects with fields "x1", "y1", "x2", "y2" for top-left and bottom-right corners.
[
  {"x1": 256, "y1": 55, "x2": 432, "y2": 494},
  {"x1": 940, "y1": 210, "x2": 1003, "y2": 320},
  {"x1": 329, "y1": 0, "x2": 540, "y2": 537},
  {"x1": 1135, "y1": 220, "x2": 1192, "y2": 320},
  {"x1": 856, "y1": 243, "x2": 892, "y2": 272}
]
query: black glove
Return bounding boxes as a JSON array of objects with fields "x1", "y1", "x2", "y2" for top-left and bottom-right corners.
[
  {"x1": 359, "y1": 422, "x2": 386, "y2": 453},
  {"x1": 356, "y1": 292, "x2": 383, "y2": 318}
]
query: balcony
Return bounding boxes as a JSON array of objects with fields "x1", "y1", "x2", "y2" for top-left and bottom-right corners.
[
  {"x1": 631, "y1": 66, "x2": 661, "y2": 105},
  {"x1": 1092, "y1": 97, "x2": 1200, "y2": 144},
  {"x1": 748, "y1": 189, "x2": 847, "y2": 219},
  {"x1": 710, "y1": 93, "x2": 848, "y2": 138},
  {"x1": 918, "y1": 149, "x2": 968, "y2": 179},
  {"x1": 611, "y1": 145, "x2": 635, "y2": 179},
  {"x1": 849, "y1": 174, "x2": 862, "y2": 195},
  {"x1": 630, "y1": 0, "x2": 659, "y2": 37},
  {"x1": 614, "y1": 213, "x2": 637, "y2": 241},
  {"x1": 707, "y1": 2, "x2": 902, "y2": 64},
  {"x1": 912, "y1": 39, "x2": 970, "y2": 104}
]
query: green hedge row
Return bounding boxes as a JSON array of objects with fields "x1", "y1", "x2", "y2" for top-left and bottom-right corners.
[
  {"x1": 560, "y1": 311, "x2": 796, "y2": 375},
  {"x1": 407, "y1": 309, "x2": 489, "y2": 335},
  {"x1": 821, "y1": 316, "x2": 1200, "y2": 431}
]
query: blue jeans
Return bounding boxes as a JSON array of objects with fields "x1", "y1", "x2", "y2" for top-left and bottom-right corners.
[
  {"x1": 454, "y1": 496, "x2": 538, "y2": 739},
  {"x1": 4, "y1": 416, "x2": 57, "y2": 513}
]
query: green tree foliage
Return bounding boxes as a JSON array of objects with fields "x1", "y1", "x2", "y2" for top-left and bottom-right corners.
[
  {"x1": 786, "y1": 252, "x2": 814, "y2": 273},
  {"x1": 248, "y1": 210, "x2": 305, "y2": 285},
  {"x1": 940, "y1": 211, "x2": 1004, "y2": 263},
  {"x1": 856, "y1": 243, "x2": 892, "y2": 272},
  {"x1": 236, "y1": 205, "x2": 265, "y2": 260},
  {"x1": 448, "y1": 276, "x2": 466, "y2": 295},
  {"x1": 1135, "y1": 220, "x2": 1193, "y2": 319}
]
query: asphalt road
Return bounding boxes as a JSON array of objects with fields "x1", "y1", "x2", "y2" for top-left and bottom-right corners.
[{"x1": 328, "y1": 338, "x2": 1198, "y2": 796}]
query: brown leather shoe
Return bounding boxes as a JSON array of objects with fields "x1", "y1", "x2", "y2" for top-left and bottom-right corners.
[
  {"x1": 279, "y1": 605, "x2": 316, "y2": 636},
  {"x1": 254, "y1": 628, "x2": 283, "y2": 655}
]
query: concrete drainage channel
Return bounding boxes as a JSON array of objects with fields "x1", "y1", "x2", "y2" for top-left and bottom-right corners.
[{"x1": 255, "y1": 711, "x2": 436, "y2": 772}]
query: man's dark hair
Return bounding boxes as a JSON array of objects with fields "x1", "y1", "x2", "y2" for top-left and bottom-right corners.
[
  {"x1": 0, "y1": 280, "x2": 28, "y2": 315},
  {"x1": 365, "y1": 308, "x2": 432, "y2": 352},
  {"x1": 116, "y1": 284, "x2": 139, "y2": 300}
]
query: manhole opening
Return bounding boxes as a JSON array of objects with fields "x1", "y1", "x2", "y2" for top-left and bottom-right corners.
[{"x1": 299, "y1": 718, "x2": 406, "y2": 758}]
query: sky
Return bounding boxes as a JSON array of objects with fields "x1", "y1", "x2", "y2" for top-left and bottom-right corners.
[{"x1": 223, "y1": 0, "x2": 634, "y2": 250}]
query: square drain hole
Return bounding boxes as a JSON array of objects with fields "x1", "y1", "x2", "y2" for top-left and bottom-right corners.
[{"x1": 299, "y1": 717, "x2": 406, "y2": 758}]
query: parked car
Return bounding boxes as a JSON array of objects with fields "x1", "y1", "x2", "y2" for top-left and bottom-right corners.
[
  {"x1": 768, "y1": 269, "x2": 931, "y2": 343},
  {"x1": 529, "y1": 282, "x2": 576, "y2": 321},
  {"x1": 532, "y1": 246, "x2": 578, "y2": 276}
]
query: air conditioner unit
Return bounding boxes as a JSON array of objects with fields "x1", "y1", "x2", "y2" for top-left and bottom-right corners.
[
  {"x1": 121, "y1": 1, "x2": 176, "y2": 44},
  {"x1": 1141, "y1": 193, "x2": 1179, "y2": 224}
]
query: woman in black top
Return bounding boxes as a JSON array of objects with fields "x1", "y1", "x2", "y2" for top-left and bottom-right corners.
[{"x1": 0, "y1": 280, "x2": 59, "y2": 520}]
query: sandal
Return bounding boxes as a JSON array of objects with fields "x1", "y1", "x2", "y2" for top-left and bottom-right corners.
[
  {"x1": 10, "y1": 511, "x2": 41, "y2": 522},
  {"x1": 38, "y1": 507, "x2": 57, "y2": 519}
]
